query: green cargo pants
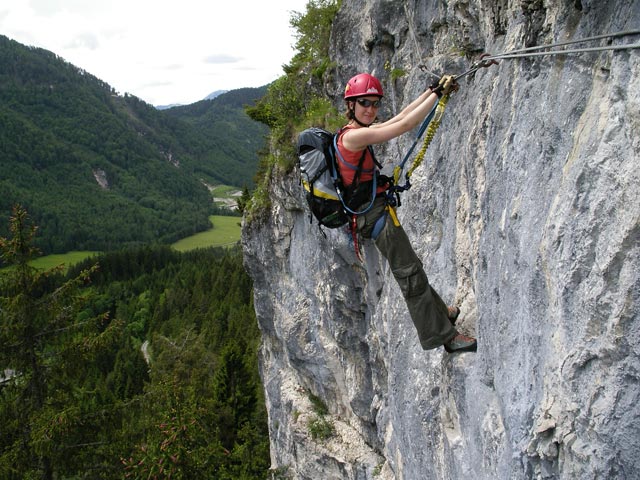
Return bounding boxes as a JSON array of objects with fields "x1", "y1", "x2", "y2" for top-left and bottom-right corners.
[{"x1": 357, "y1": 197, "x2": 457, "y2": 350}]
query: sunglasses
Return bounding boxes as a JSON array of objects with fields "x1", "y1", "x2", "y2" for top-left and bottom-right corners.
[{"x1": 356, "y1": 98, "x2": 381, "y2": 108}]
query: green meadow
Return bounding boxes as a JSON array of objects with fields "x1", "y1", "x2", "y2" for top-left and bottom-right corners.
[
  {"x1": 29, "y1": 250, "x2": 100, "y2": 271},
  {"x1": 171, "y1": 215, "x2": 242, "y2": 252},
  {"x1": 17, "y1": 215, "x2": 241, "y2": 272}
]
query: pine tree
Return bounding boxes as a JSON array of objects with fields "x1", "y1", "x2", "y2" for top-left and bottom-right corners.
[
  {"x1": 212, "y1": 340, "x2": 258, "y2": 449},
  {"x1": 0, "y1": 205, "x2": 123, "y2": 479}
]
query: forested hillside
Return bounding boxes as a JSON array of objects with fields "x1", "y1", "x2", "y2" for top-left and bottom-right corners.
[
  {"x1": 0, "y1": 207, "x2": 268, "y2": 479},
  {"x1": 0, "y1": 35, "x2": 267, "y2": 254},
  {"x1": 156, "y1": 86, "x2": 269, "y2": 189}
]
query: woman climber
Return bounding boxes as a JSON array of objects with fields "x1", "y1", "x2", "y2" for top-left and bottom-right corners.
[{"x1": 336, "y1": 72, "x2": 477, "y2": 353}]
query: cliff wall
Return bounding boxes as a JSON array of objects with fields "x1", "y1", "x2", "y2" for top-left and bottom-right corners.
[{"x1": 242, "y1": 1, "x2": 640, "y2": 478}]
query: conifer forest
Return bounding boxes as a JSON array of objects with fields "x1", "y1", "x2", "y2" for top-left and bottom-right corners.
[{"x1": 1, "y1": 206, "x2": 268, "y2": 479}]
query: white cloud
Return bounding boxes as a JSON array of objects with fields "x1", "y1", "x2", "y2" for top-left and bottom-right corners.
[
  {"x1": 204, "y1": 54, "x2": 243, "y2": 65},
  {"x1": 65, "y1": 32, "x2": 100, "y2": 50},
  {"x1": 1, "y1": 0, "x2": 308, "y2": 105}
]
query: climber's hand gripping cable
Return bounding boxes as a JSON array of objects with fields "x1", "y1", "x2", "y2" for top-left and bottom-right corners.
[{"x1": 429, "y1": 74, "x2": 460, "y2": 97}]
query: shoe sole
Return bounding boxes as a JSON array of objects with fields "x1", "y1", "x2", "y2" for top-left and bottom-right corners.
[{"x1": 444, "y1": 342, "x2": 477, "y2": 353}]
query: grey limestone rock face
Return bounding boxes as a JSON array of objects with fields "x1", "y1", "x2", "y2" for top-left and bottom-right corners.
[{"x1": 242, "y1": 1, "x2": 640, "y2": 478}]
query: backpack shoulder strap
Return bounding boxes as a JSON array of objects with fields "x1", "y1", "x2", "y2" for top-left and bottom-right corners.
[
  {"x1": 333, "y1": 133, "x2": 369, "y2": 188},
  {"x1": 368, "y1": 145, "x2": 382, "y2": 170},
  {"x1": 331, "y1": 129, "x2": 379, "y2": 217}
]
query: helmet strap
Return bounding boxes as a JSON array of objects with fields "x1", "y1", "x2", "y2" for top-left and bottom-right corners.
[{"x1": 353, "y1": 115, "x2": 371, "y2": 128}]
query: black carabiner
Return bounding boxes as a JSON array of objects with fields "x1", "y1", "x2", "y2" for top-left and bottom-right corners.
[{"x1": 454, "y1": 53, "x2": 499, "y2": 81}]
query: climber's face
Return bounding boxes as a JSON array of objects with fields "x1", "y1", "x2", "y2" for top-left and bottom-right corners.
[{"x1": 352, "y1": 96, "x2": 380, "y2": 125}]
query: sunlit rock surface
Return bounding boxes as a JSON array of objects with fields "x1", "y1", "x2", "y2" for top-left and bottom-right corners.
[{"x1": 243, "y1": 1, "x2": 640, "y2": 478}]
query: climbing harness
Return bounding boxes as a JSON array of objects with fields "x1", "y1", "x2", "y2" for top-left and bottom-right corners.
[{"x1": 334, "y1": 132, "x2": 383, "y2": 261}]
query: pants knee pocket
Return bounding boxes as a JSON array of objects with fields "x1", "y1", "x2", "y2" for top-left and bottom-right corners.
[{"x1": 393, "y1": 263, "x2": 428, "y2": 298}]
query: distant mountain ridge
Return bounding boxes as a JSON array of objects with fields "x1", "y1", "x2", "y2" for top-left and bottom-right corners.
[
  {"x1": 155, "y1": 103, "x2": 183, "y2": 110},
  {"x1": 0, "y1": 35, "x2": 268, "y2": 254},
  {"x1": 155, "y1": 90, "x2": 229, "y2": 110},
  {"x1": 204, "y1": 89, "x2": 229, "y2": 100}
]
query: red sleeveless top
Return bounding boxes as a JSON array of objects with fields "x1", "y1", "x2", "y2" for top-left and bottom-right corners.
[{"x1": 336, "y1": 126, "x2": 387, "y2": 194}]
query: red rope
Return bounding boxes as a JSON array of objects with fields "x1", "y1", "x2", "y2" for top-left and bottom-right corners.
[{"x1": 350, "y1": 215, "x2": 362, "y2": 262}]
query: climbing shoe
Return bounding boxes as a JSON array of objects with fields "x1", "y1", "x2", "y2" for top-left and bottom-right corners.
[
  {"x1": 444, "y1": 333, "x2": 477, "y2": 353},
  {"x1": 447, "y1": 306, "x2": 460, "y2": 325}
]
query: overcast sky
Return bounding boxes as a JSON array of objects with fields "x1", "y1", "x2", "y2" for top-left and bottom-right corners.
[{"x1": 1, "y1": 0, "x2": 309, "y2": 106}]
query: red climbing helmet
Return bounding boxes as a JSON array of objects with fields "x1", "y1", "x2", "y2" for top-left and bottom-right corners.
[{"x1": 344, "y1": 73, "x2": 383, "y2": 100}]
